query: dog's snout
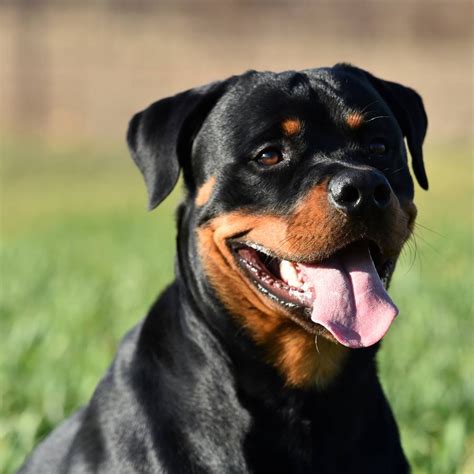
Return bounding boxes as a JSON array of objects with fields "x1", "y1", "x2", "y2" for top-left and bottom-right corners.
[{"x1": 328, "y1": 169, "x2": 392, "y2": 215}]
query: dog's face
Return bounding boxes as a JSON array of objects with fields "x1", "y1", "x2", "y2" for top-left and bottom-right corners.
[{"x1": 128, "y1": 65, "x2": 427, "y2": 387}]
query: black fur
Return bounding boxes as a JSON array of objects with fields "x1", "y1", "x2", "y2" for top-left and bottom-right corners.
[{"x1": 19, "y1": 65, "x2": 427, "y2": 473}]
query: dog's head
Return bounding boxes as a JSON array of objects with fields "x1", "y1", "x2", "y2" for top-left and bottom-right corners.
[{"x1": 128, "y1": 65, "x2": 427, "y2": 387}]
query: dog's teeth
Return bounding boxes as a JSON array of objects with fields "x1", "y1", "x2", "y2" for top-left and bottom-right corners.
[{"x1": 279, "y1": 260, "x2": 303, "y2": 288}]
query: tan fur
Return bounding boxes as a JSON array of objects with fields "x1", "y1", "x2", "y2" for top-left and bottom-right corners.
[
  {"x1": 346, "y1": 112, "x2": 364, "y2": 129},
  {"x1": 281, "y1": 118, "x2": 302, "y2": 136},
  {"x1": 269, "y1": 325, "x2": 349, "y2": 387},
  {"x1": 195, "y1": 176, "x2": 216, "y2": 207}
]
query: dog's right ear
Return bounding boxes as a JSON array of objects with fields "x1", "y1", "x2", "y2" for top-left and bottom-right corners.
[{"x1": 127, "y1": 80, "x2": 230, "y2": 210}]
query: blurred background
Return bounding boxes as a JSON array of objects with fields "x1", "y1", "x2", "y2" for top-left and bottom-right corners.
[{"x1": 0, "y1": 1, "x2": 472, "y2": 472}]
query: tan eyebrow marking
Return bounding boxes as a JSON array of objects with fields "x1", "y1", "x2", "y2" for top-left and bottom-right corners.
[
  {"x1": 281, "y1": 118, "x2": 302, "y2": 136},
  {"x1": 195, "y1": 176, "x2": 216, "y2": 207},
  {"x1": 346, "y1": 112, "x2": 364, "y2": 129}
]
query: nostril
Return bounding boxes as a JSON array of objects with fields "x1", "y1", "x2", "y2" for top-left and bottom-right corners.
[
  {"x1": 338, "y1": 184, "x2": 360, "y2": 206},
  {"x1": 373, "y1": 183, "x2": 391, "y2": 208},
  {"x1": 329, "y1": 170, "x2": 391, "y2": 214}
]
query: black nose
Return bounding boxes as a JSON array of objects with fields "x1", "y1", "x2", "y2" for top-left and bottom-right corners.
[{"x1": 328, "y1": 169, "x2": 392, "y2": 215}]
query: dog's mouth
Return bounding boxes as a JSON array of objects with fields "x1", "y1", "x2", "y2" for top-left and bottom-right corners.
[{"x1": 230, "y1": 240, "x2": 398, "y2": 348}]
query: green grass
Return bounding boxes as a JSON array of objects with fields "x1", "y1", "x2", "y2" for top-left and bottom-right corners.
[{"x1": 1, "y1": 138, "x2": 472, "y2": 473}]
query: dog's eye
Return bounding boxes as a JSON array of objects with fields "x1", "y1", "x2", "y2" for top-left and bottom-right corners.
[
  {"x1": 369, "y1": 140, "x2": 388, "y2": 155},
  {"x1": 256, "y1": 148, "x2": 283, "y2": 166}
]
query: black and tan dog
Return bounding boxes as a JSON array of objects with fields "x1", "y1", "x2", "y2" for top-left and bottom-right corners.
[{"x1": 20, "y1": 64, "x2": 428, "y2": 473}]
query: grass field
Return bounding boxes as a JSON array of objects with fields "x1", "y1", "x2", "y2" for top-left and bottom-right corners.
[{"x1": 1, "y1": 138, "x2": 472, "y2": 473}]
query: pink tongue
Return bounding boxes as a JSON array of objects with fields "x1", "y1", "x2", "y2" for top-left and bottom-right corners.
[{"x1": 298, "y1": 243, "x2": 398, "y2": 348}]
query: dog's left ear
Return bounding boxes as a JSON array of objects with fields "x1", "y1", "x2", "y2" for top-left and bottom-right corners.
[
  {"x1": 127, "y1": 79, "x2": 230, "y2": 210},
  {"x1": 363, "y1": 73, "x2": 429, "y2": 190}
]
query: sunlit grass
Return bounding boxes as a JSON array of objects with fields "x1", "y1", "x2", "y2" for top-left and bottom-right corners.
[{"x1": 1, "y1": 139, "x2": 472, "y2": 473}]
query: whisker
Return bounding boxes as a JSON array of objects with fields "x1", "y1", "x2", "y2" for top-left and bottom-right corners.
[
  {"x1": 314, "y1": 334, "x2": 320, "y2": 354},
  {"x1": 359, "y1": 99, "x2": 382, "y2": 115},
  {"x1": 389, "y1": 165, "x2": 408, "y2": 176},
  {"x1": 404, "y1": 235, "x2": 418, "y2": 275},
  {"x1": 414, "y1": 221, "x2": 444, "y2": 238},
  {"x1": 364, "y1": 115, "x2": 390, "y2": 123},
  {"x1": 411, "y1": 229, "x2": 439, "y2": 254}
]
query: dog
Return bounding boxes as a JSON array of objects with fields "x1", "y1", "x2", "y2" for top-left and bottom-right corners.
[{"x1": 19, "y1": 64, "x2": 427, "y2": 473}]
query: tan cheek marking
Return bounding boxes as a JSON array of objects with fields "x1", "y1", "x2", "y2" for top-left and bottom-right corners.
[
  {"x1": 195, "y1": 176, "x2": 216, "y2": 207},
  {"x1": 197, "y1": 222, "x2": 284, "y2": 338},
  {"x1": 241, "y1": 182, "x2": 347, "y2": 261},
  {"x1": 346, "y1": 112, "x2": 364, "y2": 129},
  {"x1": 281, "y1": 118, "x2": 302, "y2": 136}
]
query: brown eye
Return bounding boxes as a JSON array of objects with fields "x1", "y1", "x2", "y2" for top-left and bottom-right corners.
[
  {"x1": 369, "y1": 140, "x2": 387, "y2": 155},
  {"x1": 256, "y1": 148, "x2": 283, "y2": 166}
]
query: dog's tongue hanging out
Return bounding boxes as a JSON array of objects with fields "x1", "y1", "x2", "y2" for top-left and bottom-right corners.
[{"x1": 296, "y1": 242, "x2": 398, "y2": 348}]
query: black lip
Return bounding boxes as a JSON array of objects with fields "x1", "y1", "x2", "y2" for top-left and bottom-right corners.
[
  {"x1": 230, "y1": 242, "x2": 317, "y2": 332},
  {"x1": 228, "y1": 239, "x2": 395, "y2": 335},
  {"x1": 230, "y1": 239, "x2": 391, "y2": 276},
  {"x1": 233, "y1": 247, "x2": 309, "y2": 308}
]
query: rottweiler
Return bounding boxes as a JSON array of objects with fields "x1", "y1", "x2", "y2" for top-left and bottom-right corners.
[{"x1": 19, "y1": 64, "x2": 428, "y2": 473}]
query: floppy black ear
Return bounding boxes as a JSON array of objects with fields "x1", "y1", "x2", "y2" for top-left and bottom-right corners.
[
  {"x1": 363, "y1": 73, "x2": 429, "y2": 190},
  {"x1": 127, "y1": 80, "x2": 230, "y2": 210}
]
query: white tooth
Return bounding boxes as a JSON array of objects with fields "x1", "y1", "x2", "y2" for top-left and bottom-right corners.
[{"x1": 279, "y1": 260, "x2": 303, "y2": 288}]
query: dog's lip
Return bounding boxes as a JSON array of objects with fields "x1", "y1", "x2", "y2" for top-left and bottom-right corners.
[
  {"x1": 228, "y1": 238, "x2": 395, "y2": 334},
  {"x1": 230, "y1": 242, "x2": 322, "y2": 334},
  {"x1": 229, "y1": 238, "x2": 391, "y2": 274}
]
